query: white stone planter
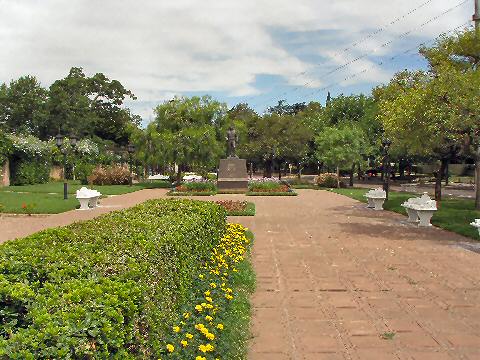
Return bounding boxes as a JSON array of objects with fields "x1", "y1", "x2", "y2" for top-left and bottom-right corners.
[
  {"x1": 405, "y1": 207, "x2": 419, "y2": 223},
  {"x1": 372, "y1": 197, "x2": 386, "y2": 211},
  {"x1": 366, "y1": 197, "x2": 375, "y2": 208},
  {"x1": 77, "y1": 197, "x2": 91, "y2": 210},
  {"x1": 417, "y1": 209, "x2": 436, "y2": 227},
  {"x1": 88, "y1": 196, "x2": 100, "y2": 208},
  {"x1": 471, "y1": 219, "x2": 480, "y2": 237},
  {"x1": 365, "y1": 188, "x2": 386, "y2": 211},
  {"x1": 76, "y1": 187, "x2": 102, "y2": 210}
]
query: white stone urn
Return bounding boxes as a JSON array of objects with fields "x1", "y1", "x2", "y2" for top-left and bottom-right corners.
[
  {"x1": 365, "y1": 188, "x2": 387, "y2": 211},
  {"x1": 471, "y1": 219, "x2": 480, "y2": 237}
]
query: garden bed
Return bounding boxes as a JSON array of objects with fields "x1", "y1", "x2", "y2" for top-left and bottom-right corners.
[
  {"x1": 163, "y1": 224, "x2": 255, "y2": 358},
  {"x1": 0, "y1": 199, "x2": 253, "y2": 358},
  {"x1": 215, "y1": 200, "x2": 256, "y2": 216},
  {"x1": 247, "y1": 179, "x2": 297, "y2": 196},
  {"x1": 167, "y1": 181, "x2": 217, "y2": 196}
]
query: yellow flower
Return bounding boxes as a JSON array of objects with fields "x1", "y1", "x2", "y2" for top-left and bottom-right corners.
[
  {"x1": 204, "y1": 290, "x2": 211, "y2": 296},
  {"x1": 166, "y1": 344, "x2": 174, "y2": 353},
  {"x1": 180, "y1": 340, "x2": 188, "y2": 347},
  {"x1": 173, "y1": 326, "x2": 180, "y2": 333},
  {"x1": 195, "y1": 323, "x2": 205, "y2": 330},
  {"x1": 206, "y1": 296, "x2": 213, "y2": 303},
  {"x1": 196, "y1": 357, "x2": 206, "y2": 360},
  {"x1": 206, "y1": 332, "x2": 215, "y2": 340},
  {"x1": 183, "y1": 312, "x2": 190, "y2": 319},
  {"x1": 199, "y1": 274, "x2": 204, "y2": 279},
  {"x1": 186, "y1": 333, "x2": 193, "y2": 339},
  {"x1": 205, "y1": 315, "x2": 213, "y2": 322},
  {"x1": 195, "y1": 305, "x2": 203, "y2": 312},
  {"x1": 217, "y1": 323, "x2": 224, "y2": 330},
  {"x1": 199, "y1": 344, "x2": 208, "y2": 353}
]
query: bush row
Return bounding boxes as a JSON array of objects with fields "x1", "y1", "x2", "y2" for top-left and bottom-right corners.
[{"x1": 0, "y1": 199, "x2": 226, "y2": 359}]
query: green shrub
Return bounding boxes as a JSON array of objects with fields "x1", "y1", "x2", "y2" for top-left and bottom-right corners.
[
  {"x1": 10, "y1": 160, "x2": 50, "y2": 186},
  {"x1": 88, "y1": 165, "x2": 131, "y2": 185},
  {"x1": 0, "y1": 199, "x2": 226, "y2": 359},
  {"x1": 315, "y1": 173, "x2": 346, "y2": 188},
  {"x1": 176, "y1": 181, "x2": 217, "y2": 193},
  {"x1": 74, "y1": 161, "x2": 96, "y2": 184},
  {"x1": 248, "y1": 181, "x2": 289, "y2": 193}
]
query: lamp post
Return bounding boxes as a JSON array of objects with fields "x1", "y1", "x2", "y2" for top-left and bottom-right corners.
[
  {"x1": 70, "y1": 134, "x2": 78, "y2": 181},
  {"x1": 382, "y1": 138, "x2": 392, "y2": 200},
  {"x1": 55, "y1": 133, "x2": 79, "y2": 200},
  {"x1": 55, "y1": 133, "x2": 68, "y2": 200},
  {"x1": 127, "y1": 143, "x2": 135, "y2": 186}
]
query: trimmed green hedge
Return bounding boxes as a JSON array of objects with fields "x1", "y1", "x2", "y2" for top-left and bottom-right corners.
[{"x1": 0, "y1": 199, "x2": 226, "y2": 359}]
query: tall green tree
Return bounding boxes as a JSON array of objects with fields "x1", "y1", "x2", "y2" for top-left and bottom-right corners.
[
  {"x1": 48, "y1": 67, "x2": 138, "y2": 144},
  {"x1": 376, "y1": 29, "x2": 480, "y2": 204},
  {"x1": 315, "y1": 125, "x2": 367, "y2": 188},
  {"x1": 0, "y1": 76, "x2": 48, "y2": 137},
  {"x1": 152, "y1": 95, "x2": 227, "y2": 182}
]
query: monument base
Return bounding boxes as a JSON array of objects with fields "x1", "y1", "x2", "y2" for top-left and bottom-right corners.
[{"x1": 217, "y1": 158, "x2": 248, "y2": 192}]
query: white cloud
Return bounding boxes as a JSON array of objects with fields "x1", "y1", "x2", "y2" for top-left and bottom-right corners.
[{"x1": 0, "y1": 0, "x2": 472, "y2": 114}]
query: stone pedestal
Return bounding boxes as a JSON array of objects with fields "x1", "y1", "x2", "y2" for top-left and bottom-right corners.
[{"x1": 217, "y1": 158, "x2": 248, "y2": 192}]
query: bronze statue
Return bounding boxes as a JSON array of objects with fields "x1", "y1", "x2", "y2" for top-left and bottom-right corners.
[{"x1": 226, "y1": 126, "x2": 238, "y2": 158}]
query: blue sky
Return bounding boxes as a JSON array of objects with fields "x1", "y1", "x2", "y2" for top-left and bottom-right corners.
[{"x1": 0, "y1": 0, "x2": 473, "y2": 126}]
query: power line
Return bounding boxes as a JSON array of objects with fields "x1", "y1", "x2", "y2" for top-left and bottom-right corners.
[
  {"x1": 302, "y1": 21, "x2": 472, "y2": 102},
  {"x1": 251, "y1": 0, "x2": 469, "y2": 110},
  {"x1": 242, "y1": 0, "x2": 436, "y2": 104}
]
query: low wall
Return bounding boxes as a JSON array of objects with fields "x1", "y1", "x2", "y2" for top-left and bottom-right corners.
[{"x1": 1, "y1": 160, "x2": 10, "y2": 187}]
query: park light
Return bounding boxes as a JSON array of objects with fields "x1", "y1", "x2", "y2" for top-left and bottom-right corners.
[
  {"x1": 127, "y1": 143, "x2": 135, "y2": 186},
  {"x1": 70, "y1": 134, "x2": 78, "y2": 148},
  {"x1": 55, "y1": 133, "x2": 64, "y2": 148},
  {"x1": 382, "y1": 137, "x2": 392, "y2": 200}
]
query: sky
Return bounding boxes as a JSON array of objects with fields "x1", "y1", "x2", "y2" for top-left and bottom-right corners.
[{"x1": 0, "y1": 0, "x2": 473, "y2": 126}]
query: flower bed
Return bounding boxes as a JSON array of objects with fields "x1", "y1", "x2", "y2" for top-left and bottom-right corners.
[
  {"x1": 215, "y1": 200, "x2": 255, "y2": 216},
  {"x1": 162, "y1": 223, "x2": 254, "y2": 358},
  {"x1": 168, "y1": 181, "x2": 218, "y2": 196},
  {"x1": 247, "y1": 180, "x2": 297, "y2": 196},
  {"x1": 0, "y1": 199, "x2": 226, "y2": 358}
]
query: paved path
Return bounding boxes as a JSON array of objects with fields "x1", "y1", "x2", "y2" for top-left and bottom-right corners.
[
  {"x1": 0, "y1": 189, "x2": 169, "y2": 243},
  {"x1": 235, "y1": 190, "x2": 480, "y2": 360}
]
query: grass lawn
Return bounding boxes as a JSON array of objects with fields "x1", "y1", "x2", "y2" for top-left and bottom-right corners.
[
  {"x1": 0, "y1": 180, "x2": 172, "y2": 214},
  {"x1": 332, "y1": 188, "x2": 480, "y2": 240}
]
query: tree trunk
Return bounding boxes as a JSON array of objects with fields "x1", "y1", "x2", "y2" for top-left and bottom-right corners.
[
  {"x1": 435, "y1": 159, "x2": 448, "y2": 201},
  {"x1": 475, "y1": 145, "x2": 480, "y2": 210},
  {"x1": 264, "y1": 158, "x2": 273, "y2": 178},
  {"x1": 336, "y1": 166, "x2": 340, "y2": 189},
  {"x1": 444, "y1": 162, "x2": 449, "y2": 186},
  {"x1": 357, "y1": 163, "x2": 362, "y2": 181},
  {"x1": 349, "y1": 163, "x2": 355, "y2": 187},
  {"x1": 278, "y1": 161, "x2": 282, "y2": 180},
  {"x1": 176, "y1": 164, "x2": 182, "y2": 185}
]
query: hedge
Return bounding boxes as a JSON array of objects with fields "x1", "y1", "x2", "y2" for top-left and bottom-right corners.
[{"x1": 0, "y1": 199, "x2": 227, "y2": 359}]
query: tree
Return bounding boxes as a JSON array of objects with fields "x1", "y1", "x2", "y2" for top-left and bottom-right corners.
[
  {"x1": 239, "y1": 113, "x2": 311, "y2": 178},
  {"x1": 267, "y1": 100, "x2": 307, "y2": 116},
  {"x1": 376, "y1": 29, "x2": 480, "y2": 205},
  {"x1": 48, "y1": 67, "x2": 137, "y2": 144},
  {"x1": 152, "y1": 95, "x2": 227, "y2": 182},
  {"x1": 315, "y1": 125, "x2": 367, "y2": 188},
  {"x1": 0, "y1": 76, "x2": 48, "y2": 137}
]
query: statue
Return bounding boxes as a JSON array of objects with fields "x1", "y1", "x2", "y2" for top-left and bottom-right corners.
[{"x1": 226, "y1": 126, "x2": 238, "y2": 158}]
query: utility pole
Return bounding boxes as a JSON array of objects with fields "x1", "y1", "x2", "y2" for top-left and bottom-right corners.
[{"x1": 475, "y1": 1, "x2": 480, "y2": 209}]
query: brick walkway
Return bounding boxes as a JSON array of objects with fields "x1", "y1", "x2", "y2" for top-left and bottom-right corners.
[{"x1": 235, "y1": 190, "x2": 480, "y2": 360}]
